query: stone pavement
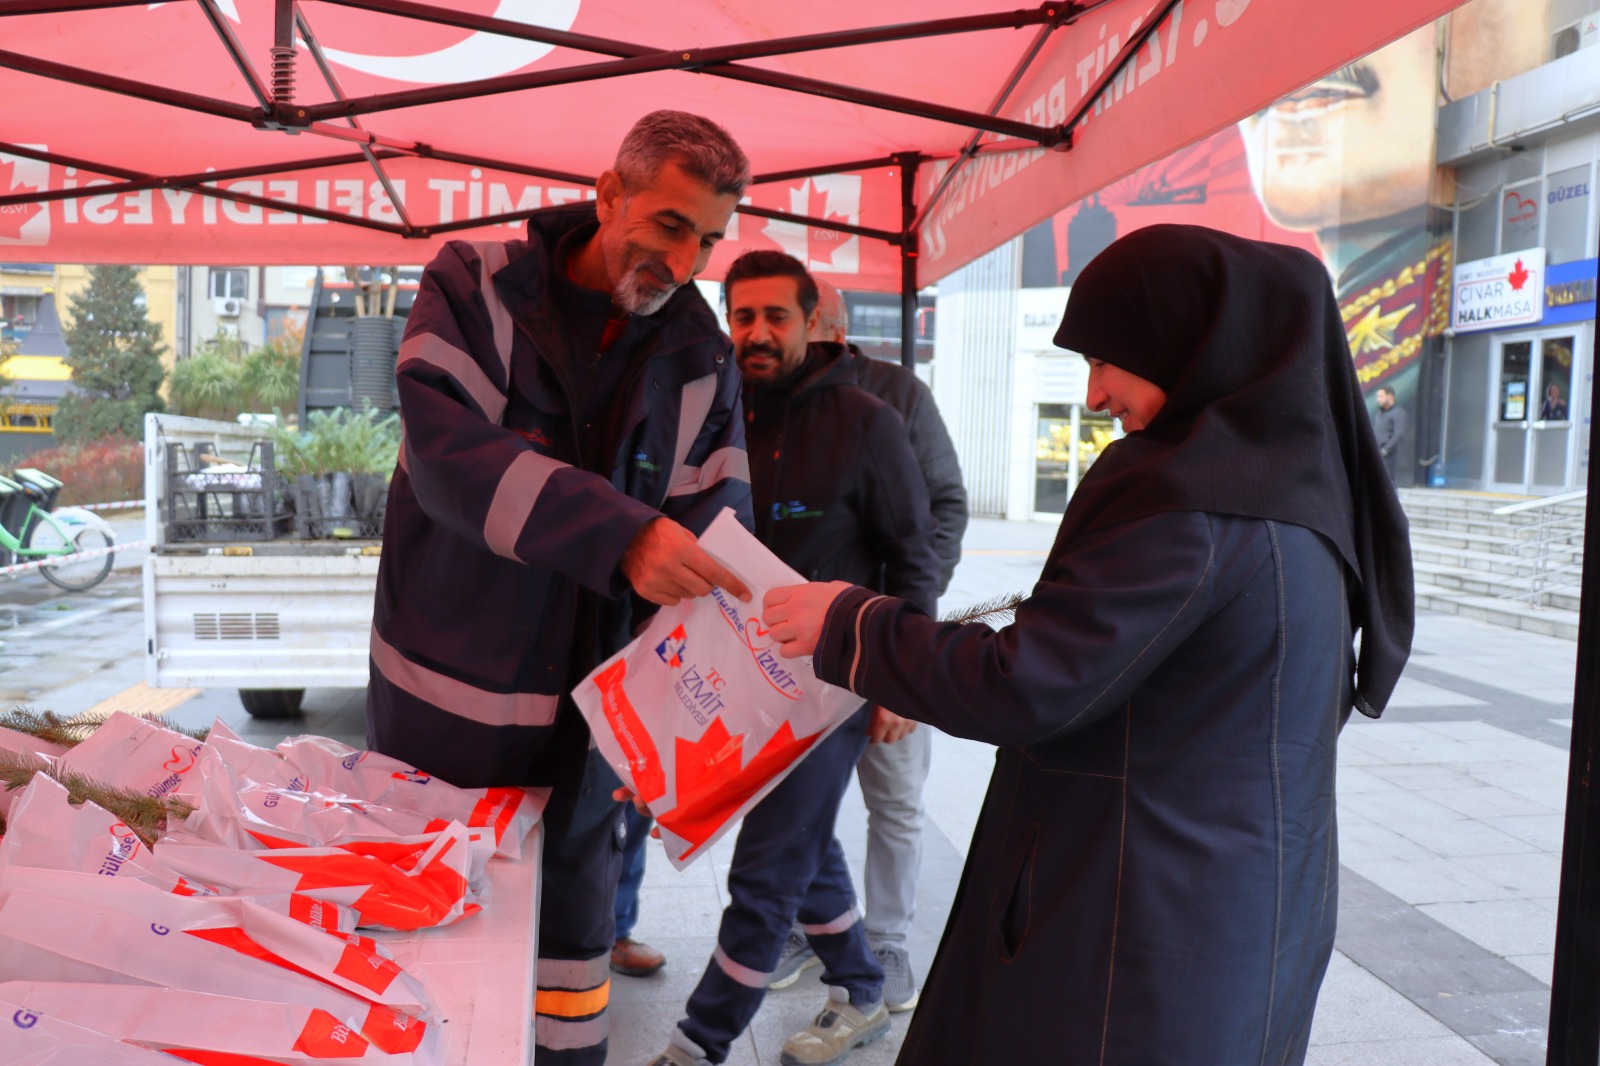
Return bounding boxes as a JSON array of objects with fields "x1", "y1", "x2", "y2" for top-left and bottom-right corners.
[{"x1": 1, "y1": 514, "x2": 1578, "y2": 1065}]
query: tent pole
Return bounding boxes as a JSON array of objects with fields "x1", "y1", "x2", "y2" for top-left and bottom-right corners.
[
  {"x1": 898, "y1": 153, "x2": 920, "y2": 371},
  {"x1": 1545, "y1": 263, "x2": 1600, "y2": 1064}
]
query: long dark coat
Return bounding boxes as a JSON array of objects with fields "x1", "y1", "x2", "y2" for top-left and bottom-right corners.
[{"x1": 811, "y1": 509, "x2": 1352, "y2": 1065}]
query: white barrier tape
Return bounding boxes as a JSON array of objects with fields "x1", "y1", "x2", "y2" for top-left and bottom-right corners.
[
  {"x1": 1, "y1": 539, "x2": 145, "y2": 578},
  {"x1": 79, "y1": 501, "x2": 143, "y2": 511}
]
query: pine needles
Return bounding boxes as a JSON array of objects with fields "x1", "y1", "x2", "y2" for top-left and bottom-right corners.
[
  {"x1": 941, "y1": 592, "x2": 1025, "y2": 627},
  {"x1": 0, "y1": 707, "x2": 209, "y2": 749},
  {"x1": 0, "y1": 753, "x2": 194, "y2": 846}
]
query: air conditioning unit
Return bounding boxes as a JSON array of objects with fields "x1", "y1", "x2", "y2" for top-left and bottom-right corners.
[{"x1": 213, "y1": 296, "x2": 242, "y2": 317}]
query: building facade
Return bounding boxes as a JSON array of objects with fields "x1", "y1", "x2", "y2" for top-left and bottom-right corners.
[{"x1": 930, "y1": 0, "x2": 1600, "y2": 519}]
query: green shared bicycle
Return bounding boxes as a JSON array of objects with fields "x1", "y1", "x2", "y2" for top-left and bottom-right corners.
[{"x1": 0, "y1": 468, "x2": 117, "y2": 592}]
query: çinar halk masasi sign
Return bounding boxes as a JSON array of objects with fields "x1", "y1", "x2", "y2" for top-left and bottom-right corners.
[{"x1": 1451, "y1": 249, "x2": 1546, "y2": 333}]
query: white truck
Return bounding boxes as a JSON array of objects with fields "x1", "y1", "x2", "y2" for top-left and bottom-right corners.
[{"x1": 142, "y1": 413, "x2": 380, "y2": 718}]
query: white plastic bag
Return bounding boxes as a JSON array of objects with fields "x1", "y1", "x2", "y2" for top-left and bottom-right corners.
[
  {"x1": 154, "y1": 824, "x2": 481, "y2": 931},
  {"x1": 575, "y1": 507, "x2": 861, "y2": 867},
  {"x1": 0, "y1": 981, "x2": 443, "y2": 1065},
  {"x1": 52, "y1": 711, "x2": 205, "y2": 802},
  {"x1": 0, "y1": 775, "x2": 359, "y2": 931},
  {"x1": 0, "y1": 774, "x2": 213, "y2": 894},
  {"x1": 0, "y1": 868, "x2": 432, "y2": 1012},
  {"x1": 0, "y1": 993, "x2": 180, "y2": 1066},
  {"x1": 275, "y1": 732, "x2": 546, "y2": 859},
  {"x1": 0, "y1": 725, "x2": 65, "y2": 820}
]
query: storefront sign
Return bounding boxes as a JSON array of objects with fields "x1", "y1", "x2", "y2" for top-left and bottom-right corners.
[
  {"x1": 1452, "y1": 249, "x2": 1546, "y2": 332},
  {"x1": 1544, "y1": 257, "x2": 1599, "y2": 327},
  {"x1": 1017, "y1": 287, "x2": 1071, "y2": 352}
]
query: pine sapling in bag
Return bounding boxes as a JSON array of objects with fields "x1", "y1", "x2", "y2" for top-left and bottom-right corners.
[
  {"x1": 154, "y1": 824, "x2": 480, "y2": 931},
  {"x1": 0, "y1": 774, "x2": 217, "y2": 895},
  {"x1": 575, "y1": 508, "x2": 861, "y2": 867},
  {"x1": 0, "y1": 994, "x2": 182, "y2": 1066},
  {"x1": 52, "y1": 711, "x2": 205, "y2": 802},
  {"x1": 0, "y1": 982, "x2": 444, "y2": 1065},
  {"x1": 0, "y1": 725, "x2": 64, "y2": 819},
  {"x1": 275, "y1": 733, "x2": 546, "y2": 859}
]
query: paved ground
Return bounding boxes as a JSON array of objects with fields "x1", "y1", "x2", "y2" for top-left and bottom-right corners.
[{"x1": 0, "y1": 514, "x2": 1578, "y2": 1065}]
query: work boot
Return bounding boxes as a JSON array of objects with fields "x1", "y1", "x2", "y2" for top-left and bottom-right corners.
[
  {"x1": 872, "y1": 944, "x2": 919, "y2": 1012},
  {"x1": 768, "y1": 925, "x2": 820, "y2": 989},
  {"x1": 611, "y1": 936, "x2": 666, "y2": 977},
  {"x1": 779, "y1": 985, "x2": 890, "y2": 1066}
]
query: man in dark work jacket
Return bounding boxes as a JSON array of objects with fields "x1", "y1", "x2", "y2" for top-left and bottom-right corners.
[
  {"x1": 651, "y1": 250, "x2": 939, "y2": 1066},
  {"x1": 766, "y1": 280, "x2": 966, "y2": 1012}
]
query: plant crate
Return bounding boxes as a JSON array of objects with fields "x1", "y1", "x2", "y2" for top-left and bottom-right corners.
[
  {"x1": 165, "y1": 440, "x2": 292, "y2": 542},
  {"x1": 290, "y1": 472, "x2": 386, "y2": 539}
]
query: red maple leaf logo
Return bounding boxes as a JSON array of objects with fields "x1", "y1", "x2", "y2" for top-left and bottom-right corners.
[
  {"x1": 1508, "y1": 259, "x2": 1530, "y2": 291},
  {"x1": 655, "y1": 716, "x2": 823, "y2": 859},
  {"x1": 0, "y1": 159, "x2": 44, "y2": 241},
  {"x1": 804, "y1": 180, "x2": 854, "y2": 271}
]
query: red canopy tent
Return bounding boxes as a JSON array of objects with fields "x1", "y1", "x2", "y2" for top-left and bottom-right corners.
[
  {"x1": 9, "y1": 2, "x2": 1600, "y2": 1061},
  {"x1": 3, "y1": 0, "x2": 1460, "y2": 292}
]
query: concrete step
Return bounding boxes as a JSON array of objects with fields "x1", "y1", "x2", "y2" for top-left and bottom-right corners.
[
  {"x1": 1411, "y1": 560, "x2": 1582, "y2": 612},
  {"x1": 1410, "y1": 525, "x2": 1578, "y2": 557},
  {"x1": 1413, "y1": 579, "x2": 1582, "y2": 640},
  {"x1": 1411, "y1": 542, "x2": 1581, "y2": 577}
]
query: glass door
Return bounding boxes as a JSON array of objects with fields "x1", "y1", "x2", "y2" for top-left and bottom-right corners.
[
  {"x1": 1032, "y1": 404, "x2": 1116, "y2": 517},
  {"x1": 1490, "y1": 331, "x2": 1582, "y2": 492}
]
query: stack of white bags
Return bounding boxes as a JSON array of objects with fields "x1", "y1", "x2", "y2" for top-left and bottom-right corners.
[{"x1": 0, "y1": 712, "x2": 544, "y2": 1065}]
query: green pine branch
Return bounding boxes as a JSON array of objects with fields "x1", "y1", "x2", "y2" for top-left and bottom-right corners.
[
  {"x1": 0, "y1": 707, "x2": 209, "y2": 749},
  {"x1": 940, "y1": 592, "x2": 1025, "y2": 627},
  {"x1": 0, "y1": 753, "x2": 195, "y2": 846}
]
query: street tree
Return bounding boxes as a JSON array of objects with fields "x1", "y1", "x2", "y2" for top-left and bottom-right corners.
[{"x1": 55, "y1": 265, "x2": 166, "y2": 442}]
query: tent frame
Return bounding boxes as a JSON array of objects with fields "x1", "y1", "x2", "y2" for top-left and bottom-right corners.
[{"x1": 0, "y1": 0, "x2": 1157, "y2": 368}]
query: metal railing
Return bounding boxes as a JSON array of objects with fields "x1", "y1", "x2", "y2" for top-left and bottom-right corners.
[{"x1": 1492, "y1": 489, "x2": 1588, "y2": 607}]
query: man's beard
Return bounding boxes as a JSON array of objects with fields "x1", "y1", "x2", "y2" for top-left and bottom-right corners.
[
  {"x1": 614, "y1": 258, "x2": 677, "y2": 315},
  {"x1": 739, "y1": 342, "x2": 797, "y2": 391}
]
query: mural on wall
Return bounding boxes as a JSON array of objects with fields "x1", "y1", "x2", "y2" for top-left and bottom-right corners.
[{"x1": 1026, "y1": 23, "x2": 1453, "y2": 444}]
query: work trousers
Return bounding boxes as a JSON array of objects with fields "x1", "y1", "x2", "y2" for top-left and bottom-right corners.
[
  {"x1": 533, "y1": 749, "x2": 625, "y2": 1066},
  {"x1": 856, "y1": 723, "x2": 932, "y2": 950},
  {"x1": 677, "y1": 704, "x2": 883, "y2": 1063},
  {"x1": 614, "y1": 804, "x2": 652, "y2": 940}
]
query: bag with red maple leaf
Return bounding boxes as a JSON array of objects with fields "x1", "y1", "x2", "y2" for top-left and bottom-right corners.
[{"x1": 574, "y1": 507, "x2": 862, "y2": 868}]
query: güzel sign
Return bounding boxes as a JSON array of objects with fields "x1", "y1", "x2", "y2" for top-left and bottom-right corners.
[{"x1": 1452, "y1": 249, "x2": 1546, "y2": 333}]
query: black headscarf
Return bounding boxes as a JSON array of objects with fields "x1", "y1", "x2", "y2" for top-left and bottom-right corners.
[{"x1": 1053, "y1": 224, "x2": 1413, "y2": 718}]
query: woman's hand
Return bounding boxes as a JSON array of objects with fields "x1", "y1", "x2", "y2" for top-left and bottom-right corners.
[{"x1": 762, "y1": 581, "x2": 854, "y2": 657}]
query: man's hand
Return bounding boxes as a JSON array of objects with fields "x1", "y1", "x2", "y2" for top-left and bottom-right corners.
[
  {"x1": 867, "y1": 705, "x2": 917, "y2": 744},
  {"x1": 621, "y1": 517, "x2": 751, "y2": 606},
  {"x1": 762, "y1": 580, "x2": 854, "y2": 657},
  {"x1": 612, "y1": 785, "x2": 659, "y2": 827}
]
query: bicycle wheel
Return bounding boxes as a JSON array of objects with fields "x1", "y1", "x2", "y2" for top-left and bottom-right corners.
[{"x1": 27, "y1": 519, "x2": 114, "y2": 592}]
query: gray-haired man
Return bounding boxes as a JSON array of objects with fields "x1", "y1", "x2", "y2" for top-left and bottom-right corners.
[{"x1": 368, "y1": 110, "x2": 755, "y2": 1066}]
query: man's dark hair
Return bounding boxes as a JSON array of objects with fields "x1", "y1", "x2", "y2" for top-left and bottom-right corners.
[
  {"x1": 1376, "y1": 387, "x2": 1395, "y2": 399},
  {"x1": 723, "y1": 250, "x2": 819, "y2": 318},
  {"x1": 615, "y1": 110, "x2": 751, "y2": 197}
]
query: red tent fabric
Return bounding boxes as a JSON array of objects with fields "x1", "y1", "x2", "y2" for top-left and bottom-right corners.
[{"x1": 1, "y1": 0, "x2": 1463, "y2": 287}]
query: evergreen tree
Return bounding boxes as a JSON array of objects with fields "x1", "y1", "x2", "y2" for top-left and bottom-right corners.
[{"x1": 55, "y1": 265, "x2": 167, "y2": 442}]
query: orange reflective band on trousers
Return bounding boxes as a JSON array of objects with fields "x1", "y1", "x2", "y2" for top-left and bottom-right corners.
[{"x1": 536, "y1": 979, "x2": 610, "y2": 1019}]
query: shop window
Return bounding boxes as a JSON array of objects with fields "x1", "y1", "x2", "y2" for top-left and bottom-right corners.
[
  {"x1": 209, "y1": 268, "x2": 248, "y2": 300},
  {"x1": 1500, "y1": 179, "x2": 1542, "y2": 254},
  {"x1": 1545, "y1": 163, "x2": 1595, "y2": 265}
]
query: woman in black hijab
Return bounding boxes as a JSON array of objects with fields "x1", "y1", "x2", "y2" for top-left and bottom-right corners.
[{"x1": 762, "y1": 225, "x2": 1413, "y2": 1065}]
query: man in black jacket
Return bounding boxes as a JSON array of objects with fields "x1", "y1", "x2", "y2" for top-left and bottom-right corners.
[
  {"x1": 651, "y1": 251, "x2": 939, "y2": 1066},
  {"x1": 1373, "y1": 386, "x2": 1409, "y2": 483},
  {"x1": 766, "y1": 280, "x2": 966, "y2": 1013}
]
